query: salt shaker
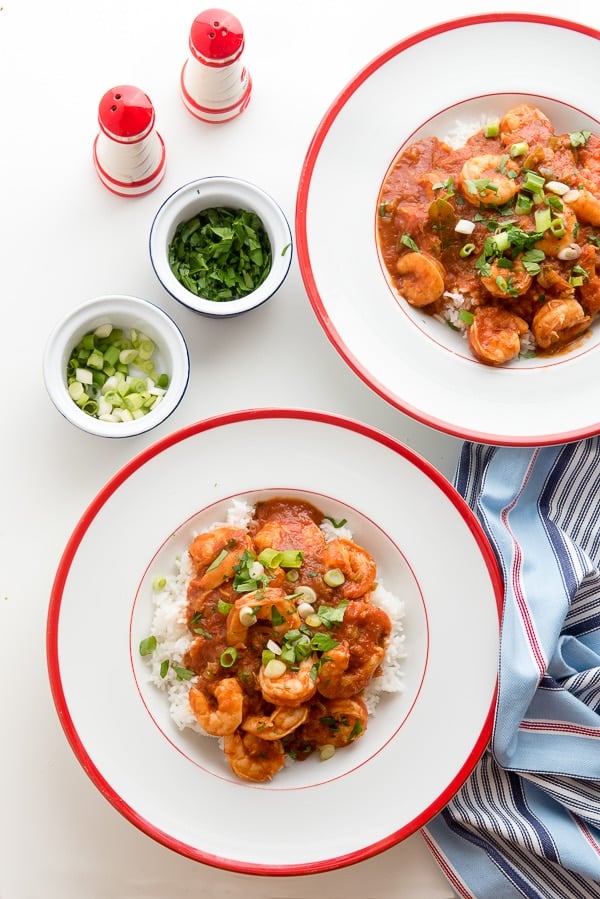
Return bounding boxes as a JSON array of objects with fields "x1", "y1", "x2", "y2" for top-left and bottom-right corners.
[
  {"x1": 93, "y1": 85, "x2": 166, "y2": 197},
  {"x1": 180, "y1": 8, "x2": 252, "y2": 123}
]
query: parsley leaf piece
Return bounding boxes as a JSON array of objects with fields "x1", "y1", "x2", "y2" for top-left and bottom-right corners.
[
  {"x1": 400, "y1": 233, "x2": 420, "y2": 252},
  {"x1": 139, "y1": 635, "x2": 157, "y2": 656}
]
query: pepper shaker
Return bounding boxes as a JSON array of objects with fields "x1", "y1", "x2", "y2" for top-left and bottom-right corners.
[
  {"x1": 93, "y1": 85, "x2": 166, "y2": 197},
  {"x1": 180, "y1": 8, "x2": 252, "y2": 123}
]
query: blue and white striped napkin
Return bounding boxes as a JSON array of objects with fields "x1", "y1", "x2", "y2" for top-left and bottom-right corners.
[{"x1": 423, "y1": 440, "x2": 600, "y2": 899}]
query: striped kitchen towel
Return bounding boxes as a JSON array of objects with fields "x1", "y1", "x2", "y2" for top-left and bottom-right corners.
[{"x1": 423, "y1": 440, "x2": 600, "y2": 899}]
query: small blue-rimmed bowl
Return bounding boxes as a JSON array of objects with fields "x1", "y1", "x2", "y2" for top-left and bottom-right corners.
[
  {"x1": 43, "y1": 294, "x2": 190, "y2": 438},
  {"x1": 149, "y1": 176, "x2": 293, "y2": 317}
]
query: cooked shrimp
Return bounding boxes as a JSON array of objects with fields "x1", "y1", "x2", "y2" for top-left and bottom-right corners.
[
  {"x1": 467, "y1": 306, "x2": 529, "y2": 365},
  {"x1": 241, "y1": 704, "x2": 309, "y2": 740},
  {"x1": 321, "y1": 538, "x2": 377, "y2": 599},
  {"x1": 531, "y1": 299, "x2": 590, "y2": 350},
  {"x1": 480, "y1": 258, "x2": 532, "y2": 298},
  {"x1": 317, "y1": 641, "x2": 384, "y2": 699},
  {"x1": 563, "y1": 187, "x2": 600, "y2": 227},
  {"x1": 252, "y1": 515, "x2": 325, "y2": 558},
  {"x1": 577, "y1": 244, "x2": 600, "y2": 317},
  {"x1": 317, "y1": 601, "x2": 391, "y2": 699},
  {"x1": 258, "y1": 657, "x2": 318, "y2": 707},
  {"x1": 536, "y1": 265, "x2": 575, "y2": 297},
  {"x1": 222, "y1": 731, "x2": 285, "y2": 783},
  {"x1": 302, "y1": 697, "x2": 368, "y2": 748},
  {"x1": 188, "y1": 527, "x2": 253, "y2": 590},
  {"x1": 535, "y1": 206, "x2": 579, "y2": 258},
  {"x1": 188, "y1": 678, "x2": 244, "y2": 736},
  {"x1": 226, "y1": 587, "x2": 301, "y2": 645},
  {"x1": 395, "y1": 251, "x2": 446, "y2": 306},
  {"x1": 459, "y1": 154, "x2": 520, "y2": 207},
  {"x1": 499, "y1": 103, "x2": 553, "y2": 144}
]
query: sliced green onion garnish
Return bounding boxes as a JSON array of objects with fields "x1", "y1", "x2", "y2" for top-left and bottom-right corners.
[
  {"x1": 491, "y1": 231, "x2": 510, "y2": 254},
  {"x1": 459, "y1": 242, "x2": 476, "y2": 258},
  {"x1": 220, "y1": 647, "x2": 238, "y2": 668},
  {"x1": 509, "y1": 141, "x2": 528, "y2": 158},
  {"x1": 515, "y1": 193, "x2": 534, "y2": 215},
  {"x1": 484, "y1": 118, "x2": 500, "y2": 138},
  {"x1": 257, "y1": 548, "x2": 281, "y2": 568},
  {"x1": 217, "y1": 598, "x2": 233, "y2": 615},
  {"x1": 534, "y1": 207, "x2": 552, "y2": 233},
  {"x1": 323, "y1": 568, "x2": 346, "y2": 588},
  {"x1": 550, "y1": 218, "x2": 566, "y2": 237},
  {"x1": 569, "y1": 130, "x2": 591, "y2": 148},
  {"x1": 278, "y1": 549, "x2": 304, "y2": 569},
  {"x1": 522, "y1": 171, "x2": 545, "y2": 193},
  {"x1": 66, "y1": 325, "x2": 169, "y2": 422},
  {"x1": 152, "y1": 576, "x2": 167, "y2": 591}
]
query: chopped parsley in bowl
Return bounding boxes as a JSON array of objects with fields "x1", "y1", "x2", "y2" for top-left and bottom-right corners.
[
  {"x1": 168, "y1": 206, "x2": 273, "y2": 303},
  {"x1": 149, "y1": 176, "x2": 293, "y2": 317}
]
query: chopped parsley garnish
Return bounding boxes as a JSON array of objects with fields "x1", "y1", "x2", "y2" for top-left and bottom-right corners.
[
  {"x1": 233, "y1": 549, "x2": 271, "y2": 592},
  {"x1": 310, "y1": 632, "x2": 339, "y2": 653},
  {"x1": 139, "y1": 636, "x2": 157, "y2": 656},
  {"x1": 432, "y1": 175, "x2": 456, "y2": 197},
  {"x1": 168, "y1": 206, "x2": 272, "y2": 302},
  {"x1": 324, "y1": 515, "x2": 348, "y2": 528},
  {"x1": 400, "y1": 233, "x2": 419, "y2": 252},
  {"x1": 171, "y1": 664, "x2": 196, "y2": 681},
  {"x1": 317, "y1": 602, "x2": 348, "y2": 629}
]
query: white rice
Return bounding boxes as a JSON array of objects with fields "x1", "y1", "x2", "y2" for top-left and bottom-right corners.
[
  {"x1": 144, "y1": 501, "x2": 406, "y2": 739},
  {"x1": 442, "y1": 114, "x2": 488, "y2": 150}
]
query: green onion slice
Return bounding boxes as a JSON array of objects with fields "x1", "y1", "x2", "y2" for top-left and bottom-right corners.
[{"x1": 220, "y1": 647, "x2": 238, "y2": 668}]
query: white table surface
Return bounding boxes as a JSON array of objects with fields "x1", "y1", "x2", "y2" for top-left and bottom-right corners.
[{"x1": 1, "y1": 1, "x2": 598, "y2": 896}]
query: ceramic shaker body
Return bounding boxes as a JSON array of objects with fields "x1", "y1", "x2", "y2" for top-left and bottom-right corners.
[
  {"x1": 93, "y1": 85, "x2": 166, "y2": 197},
  {"x1": 181, "y1": 8, "x2": 252, "y2": 123}
]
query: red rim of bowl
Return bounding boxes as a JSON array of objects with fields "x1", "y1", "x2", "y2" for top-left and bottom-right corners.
[
  {"x1": 46, "y1": 407, "x2": 503, "y2": 874},
  {"x1": 295, "y1": 13, "x2": 600, "y2": 447}
]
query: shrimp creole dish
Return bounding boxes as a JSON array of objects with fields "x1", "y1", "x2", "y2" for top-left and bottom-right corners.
[
  {"x1": 141, "y1": 497, "x2": 405, "y2": 783},
  {"x1": 377, "y1": 103, "x2": 600, "y2": 365}
]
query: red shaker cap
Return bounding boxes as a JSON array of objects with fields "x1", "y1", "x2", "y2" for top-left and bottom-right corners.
[
  {"x1": 98, "y1": 85, "x2": 156, "y2": 142},
  {"x1": 189, "y1": 8, "x2": 245, "y2": 64}
]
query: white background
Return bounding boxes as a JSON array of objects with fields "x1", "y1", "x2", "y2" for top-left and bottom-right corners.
[{"x1": 0, "y1": 0, "x2": 597, "y2": 897}]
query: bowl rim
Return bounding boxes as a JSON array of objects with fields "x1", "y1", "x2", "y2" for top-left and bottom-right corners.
[
  {"x1": 294, "y1": 12, "x2": 600, "y2": 446},
  {"x1": 46, "y1": 407, "x2": 503, "y2": 873},
  {"x1": 149, "y1": 175, "x2": 293, "y2": 317},
  {"x1": 43, "y1": 293, "x2": 190, "y2": 438}
]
